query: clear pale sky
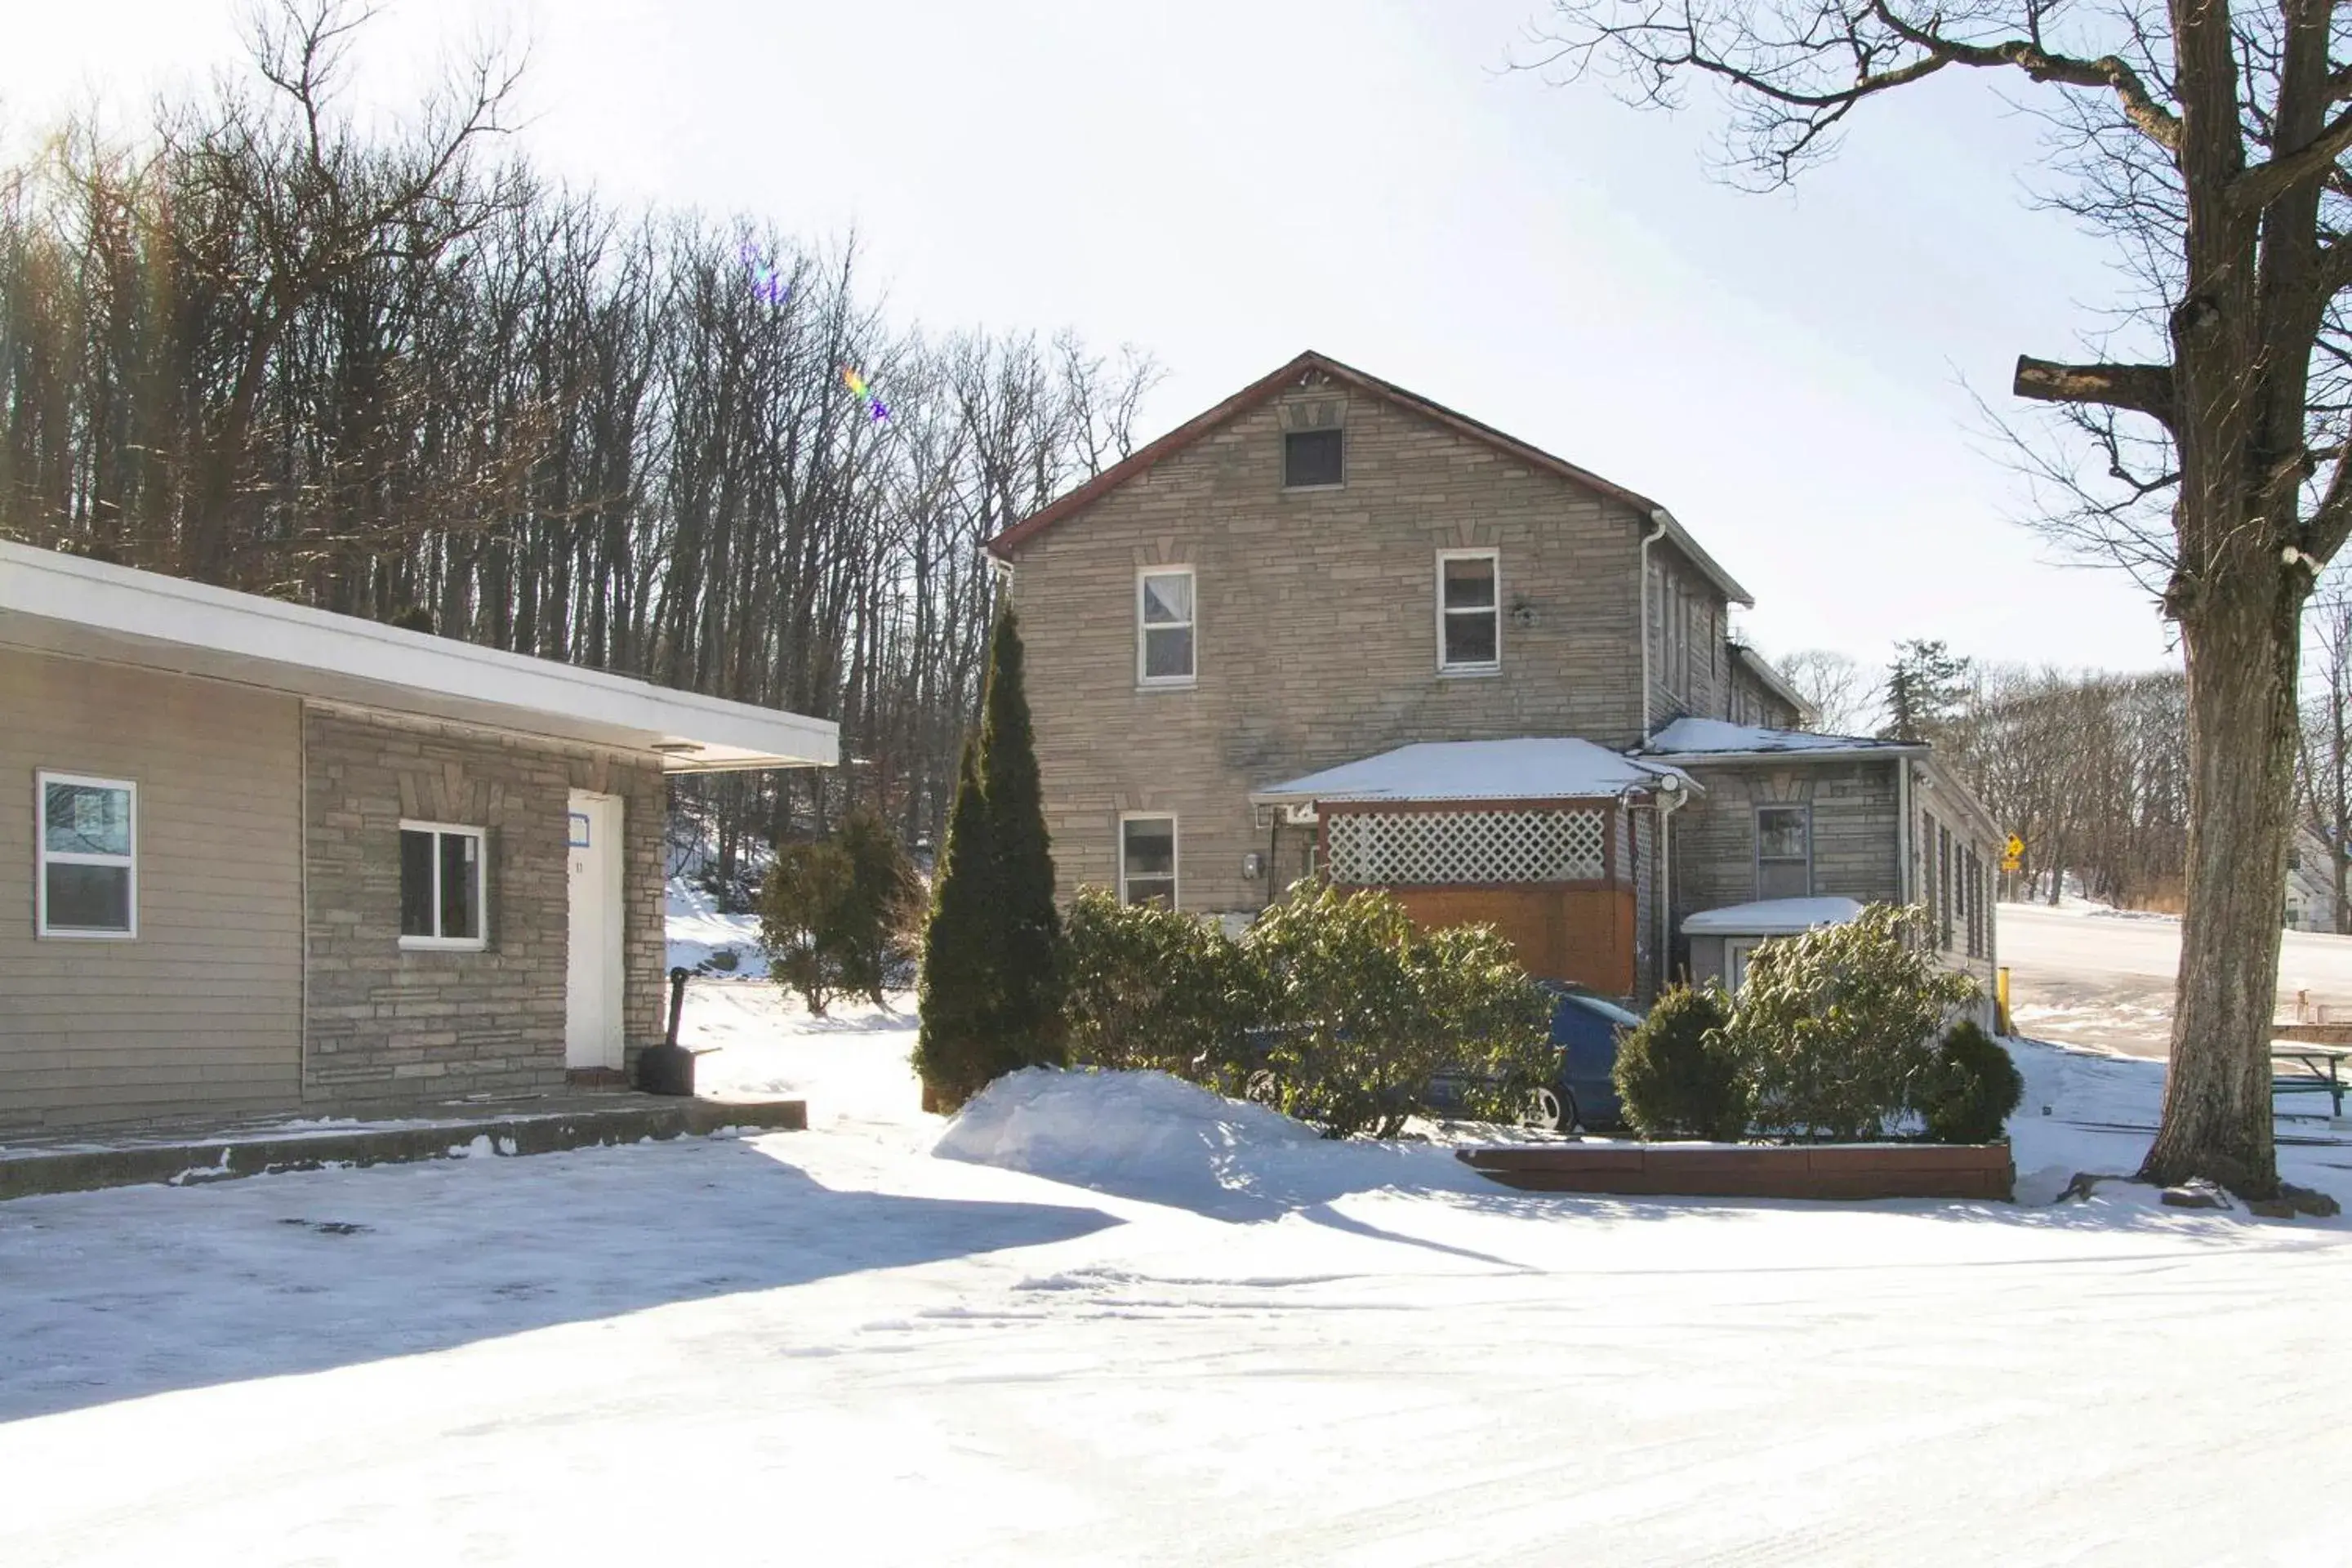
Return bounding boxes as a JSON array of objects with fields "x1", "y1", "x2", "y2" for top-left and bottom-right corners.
[{"x1": 5, "y1": 0, "x2": 2181, "y2": 676}]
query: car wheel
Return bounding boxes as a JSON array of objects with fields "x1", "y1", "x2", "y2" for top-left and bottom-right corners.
[
  {"x1": 1558, "y1": 1088, "x2": 1582, "y2": 1135},
  {"x1": 1524, "y1": 1085, "x2": 1565, "y2": 1132}
]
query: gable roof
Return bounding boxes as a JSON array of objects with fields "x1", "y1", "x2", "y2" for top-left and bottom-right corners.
[{"x1": 983, "y1": 350, "x2": 1754, "y2": 607}]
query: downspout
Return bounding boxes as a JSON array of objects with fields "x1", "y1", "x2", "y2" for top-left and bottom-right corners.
[
  {"x1": 1638, "y1": 511, "x2": 1668, "y2": 744},
  {"x1": 1896, "y1": 756, "x2": 1913, "y2": 907},
  {"x1": 1654, "y1": 776, "x2": 1688, "y2": 994}
]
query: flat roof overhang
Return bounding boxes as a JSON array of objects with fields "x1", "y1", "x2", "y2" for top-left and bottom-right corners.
[{"x1": 0, "y1": 542, "x2": 838, "y2": 773}]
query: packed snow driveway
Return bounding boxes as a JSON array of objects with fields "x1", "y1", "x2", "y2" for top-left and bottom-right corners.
[
  {"x1": 3, "y1": 986, "x2": 2350, "y2": 1566},
  {"x1": 2002, "y1": 898, "x2": 2352, "y2": 1056}
]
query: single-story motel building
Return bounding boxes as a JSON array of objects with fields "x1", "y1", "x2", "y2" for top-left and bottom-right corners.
[{"x1": 1, "y1": 541, "x2": 835, "y2": 1135}]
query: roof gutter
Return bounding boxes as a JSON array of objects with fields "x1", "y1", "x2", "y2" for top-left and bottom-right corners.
[
  {"x1": 1640, "y1": 744, "x2": 1928, "y2": 766},
  {"x1": 1638, "y1": 510, "x2": 1668, "y2": 743}
]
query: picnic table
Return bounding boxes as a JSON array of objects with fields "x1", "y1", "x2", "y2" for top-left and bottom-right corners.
[{"x1": 2272, "y1": 1044, "x2": 2352, "y2": 1117}]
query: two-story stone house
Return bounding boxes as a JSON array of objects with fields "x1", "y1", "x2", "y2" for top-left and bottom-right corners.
[{"x1": 987, "y1": 351, "x2": 1999, "y2": 1004}]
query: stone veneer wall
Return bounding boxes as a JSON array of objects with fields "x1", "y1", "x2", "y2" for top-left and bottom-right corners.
[
  {"x1": 302, "y1": 706, "x2": 666, "y2": 1107},
  {"x1": 1004, "y1": 371, "x2": 1736, "y2": 918}
]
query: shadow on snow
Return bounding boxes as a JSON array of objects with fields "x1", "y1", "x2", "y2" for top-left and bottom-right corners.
[{"x1": 0, "y1": 1136, "x2": 1117, "y2": 1423}]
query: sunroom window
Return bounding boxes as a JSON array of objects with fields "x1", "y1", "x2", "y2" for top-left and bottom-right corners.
[
  {"x1": 400, "y1": 821, "x2": 487, "y2": 950},
  {"x1": 37, "y1": 772, "x2": 136, "y2": 938},
  {"x1": 1437, "y1": 550, "x2": 1500, "y2": 672},
  {"x1": 1138, "y1": 568, "x2": 1196, "y2": 685}
]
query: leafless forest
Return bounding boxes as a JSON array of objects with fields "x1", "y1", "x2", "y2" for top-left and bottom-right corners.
[
  {"x1": 0, "y1": 6, "x2": 1159, "y2": 881},
  {"x1": 1952, "y1": 668, "x2": 2191, "y2": 912}
]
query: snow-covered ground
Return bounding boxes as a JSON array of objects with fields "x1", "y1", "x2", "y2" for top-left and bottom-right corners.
[
  {"x1": 7, "y1": 980, "x2": 2352, "y2": 1565},
  {"x1": 665, "y1": 875, "x2": 768, "y2": 978},
  {"x1": 2002, "y1": 897, "x2": 2352, "y2": 1056}
]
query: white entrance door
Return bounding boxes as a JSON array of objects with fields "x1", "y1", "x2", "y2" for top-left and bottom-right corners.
[{"x1": 565, "y1": 790, "x2": 625, "y2": 1071}]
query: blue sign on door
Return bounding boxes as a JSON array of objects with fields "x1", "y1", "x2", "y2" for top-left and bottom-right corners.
[{"x1": 567, "y1": 812, "x2": 591, "y2": 849}]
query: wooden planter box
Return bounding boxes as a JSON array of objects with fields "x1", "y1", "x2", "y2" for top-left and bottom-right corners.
[{"x1": 1457, "y1": 1141, "x2": 2013, "y2": 1201}]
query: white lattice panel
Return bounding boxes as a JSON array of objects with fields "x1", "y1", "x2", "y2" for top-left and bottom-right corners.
[{"x1": 1326, "y1": 808, "x2": 1606, "y2": 885}]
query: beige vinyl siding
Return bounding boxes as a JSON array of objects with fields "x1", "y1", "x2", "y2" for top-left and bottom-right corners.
[{"x1": 0, "y1": 647, "x2": 304, "y2": 1131}]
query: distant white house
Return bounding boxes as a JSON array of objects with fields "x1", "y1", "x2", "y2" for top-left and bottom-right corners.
[{"x1": 2287, "y1": 824, "x2": 2340, "y2": 932}]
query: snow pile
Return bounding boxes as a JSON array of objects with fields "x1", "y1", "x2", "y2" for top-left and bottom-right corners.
[
  {"x1": 666, "y1": 875, "x2": 768, "y2": 977},
  {"x1": 933, "y1": 1067, "x2": 1488, "y2": 1220},
  {"x1": 1682, "y1": 896, "x2": 1863, "y2": 935},
  {"x1": 1642, "y1": 717, "x2": 1891, "y2": 755}
]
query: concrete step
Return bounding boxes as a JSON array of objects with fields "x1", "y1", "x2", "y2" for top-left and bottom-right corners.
[{"x1": 0, "y1": 1096, "x2": 807, "y2": 1201}]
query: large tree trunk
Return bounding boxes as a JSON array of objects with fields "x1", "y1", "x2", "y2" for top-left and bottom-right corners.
[{"x1": 2140, "y1": 558, "x2": 2302, "y2": 1195}]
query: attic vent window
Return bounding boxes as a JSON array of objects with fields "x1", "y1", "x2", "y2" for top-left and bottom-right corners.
[{"x1": 1284, "y1": 429, "x2": 1343, "y2": 488}]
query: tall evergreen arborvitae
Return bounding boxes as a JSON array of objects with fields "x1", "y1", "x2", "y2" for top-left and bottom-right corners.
[
  {"x1": 912, "y1": 608, "x2": 1067, "y2": 1111},
  {"x1": 915, "y1": 742, "x2": 1000, "y2": 1110},
  {"x1": 974, "y1": 608, "x2": 1067, "y2": 1071}
]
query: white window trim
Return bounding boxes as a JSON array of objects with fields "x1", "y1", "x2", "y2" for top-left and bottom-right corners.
[
  {"x1": 1281, "y1": 427, "x2": 1346, "y2": 490},
  {"x1": 1436, "y1": 548, "x2": 1503, "y2": 676},
  {"x1": 1117, "y1": 812, "x2": 1179, "y2": 908},
  {"x1": 1135, "y1": 565, "x2": 1197, "y2": 690},
  {"x1": 399, "y1": 818, "x2": 489, "y2": 951},
  {"x1": 35, "y1": 770, "x2": 138, "y2": 940}
]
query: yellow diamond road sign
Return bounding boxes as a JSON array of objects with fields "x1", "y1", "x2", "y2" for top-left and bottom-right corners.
[{"x1": 2001, "y1": 835, "x2": 2024, "y2": 872}]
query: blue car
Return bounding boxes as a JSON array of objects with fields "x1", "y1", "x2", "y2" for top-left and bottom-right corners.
[
  {"x1": 1533, "y1": 982, "x2": 1643, "y2": 1132},
  {"x1": 1426, "y1": 982, "x2": 1644, "y2": 1132}
]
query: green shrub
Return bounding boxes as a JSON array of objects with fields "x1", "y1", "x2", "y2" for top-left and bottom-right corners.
[
  {"x1": 759, "y1": 839, "x2": 856, "y2": 1015},
  {"x1": 759, "y1": 808, "x2": 920, "y2": 1014},
  {"x1": 1241, "y1": 883, "x2": 1552, "y2": 1138},
  {"x1": 1062, "y1": 888, "x2": 1261, "y2": 1082},
  {"x1": 833, "y1": 808, "x2": 920, "y2": 1004},
  {"x1": 1914, "y1": 1019, "x2": 2023, "y2": 1143},
  {"x1": 1612, "y1": 983, "x2": 1746, "y2": 1139},
  {"x1": 1724, "y1": 903, "x2": 1980, "y2": 1141},
  {"x1": 1412, "y1": 923, "x2": 1559, "y2": 1126}
]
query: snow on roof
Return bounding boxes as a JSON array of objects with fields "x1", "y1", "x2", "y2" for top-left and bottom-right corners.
[
  {"x1": 1250, "y1": 737, "x2": 1694, "y2": 805},
  {"x1": 1681, "y1": 897, "x2": 1864, "y2": 937},
  {"x1": 1642, "y1": 718, "x2": 1909, "y2": 759}
]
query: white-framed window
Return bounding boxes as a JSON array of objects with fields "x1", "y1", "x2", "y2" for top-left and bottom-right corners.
[
  {"x1": 1137, "y1": 567, "x2": 1196, "y2": 686},
  {"x1": 1756, "y1": 804, "x2": 1811, "y2": 900},
  {"x1": 1119, "y1": 814, "x2": 1178, "y2": 908},
  {"x1": 36, "y1": 771, "x2": 137, "y2": 939},
  {"x1": 1437, "y1": 549, "x2": 1501, "y2": 673},
  {"x1": 399, "y1": 820, "x2": 488, "y2": 951}
]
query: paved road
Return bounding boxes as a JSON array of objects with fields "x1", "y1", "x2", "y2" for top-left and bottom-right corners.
[{"x1": 1999, "y1": 901, "x2": 2352, "y2": 1058}]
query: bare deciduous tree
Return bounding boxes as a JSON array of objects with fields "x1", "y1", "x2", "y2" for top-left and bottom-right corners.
[
  {"x1": 0, "y1": 5, "x2": 1161, "y2": 888},
  {"x1": 1522, "y1": 0, "x2": 2352, "y2": 1196},
  {"x1": 1776, "y1": 647, "x2": 1880, "y2": 733}
]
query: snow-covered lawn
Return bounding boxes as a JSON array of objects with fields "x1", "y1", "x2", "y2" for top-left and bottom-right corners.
[
  {"x1": 664, "y1": 875, "x2": 768, "y2": 978},
  {"x1": 6, "y1": 981, "x2": 2352, "y2": 1566}
]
